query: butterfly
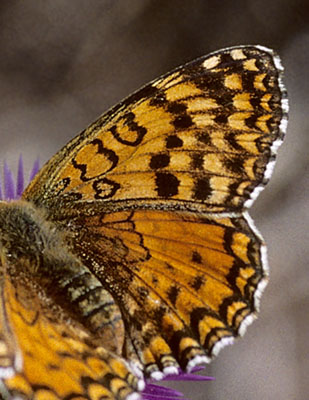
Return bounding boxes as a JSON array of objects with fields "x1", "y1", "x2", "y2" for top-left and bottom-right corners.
[{"x1": 0, "y1": 45, "x2": 288, "y2": 399}]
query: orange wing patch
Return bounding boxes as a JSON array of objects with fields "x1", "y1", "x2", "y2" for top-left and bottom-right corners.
[{"x1": 0, "y1": 279, "x2": 142, "y2": 400}]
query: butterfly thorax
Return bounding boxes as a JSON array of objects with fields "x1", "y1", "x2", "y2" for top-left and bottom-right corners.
[{"x1": 0, "y1": 200, "x2": 125, "y2": 354}]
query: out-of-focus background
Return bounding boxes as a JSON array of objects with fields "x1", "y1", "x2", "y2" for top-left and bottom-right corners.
[{"x1": 0, "y1": 2, "x2": 308, "y2": 399}]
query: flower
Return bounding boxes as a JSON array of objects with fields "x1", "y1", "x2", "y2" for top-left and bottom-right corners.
[
  {"x1": 0, "y1": 156, "x2": 39, "y2": 201},
  {"x1": 0, "y1": 159, "x2": 214, "y2": 399},
  {"x1": 142, "y1": 367, "x2": 214, "y2": 400}
]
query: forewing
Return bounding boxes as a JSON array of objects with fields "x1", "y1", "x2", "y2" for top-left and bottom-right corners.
[{"x1": 23, "y1": 46, "x2": 287, "y2": 214}]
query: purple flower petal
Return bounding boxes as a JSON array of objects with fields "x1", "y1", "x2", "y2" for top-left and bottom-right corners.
[
  {"x1": 142, "y1": 367, "x2": 214, "y2": 400},
  {"x1": 16, "y1": 155, "x2": 24, "y2": 198},
  {"x1": 163, "y1": 372, "x2": 214, "y2": 382},
  {"x1": 4, "y1": 161, "x2": 15, "y2": 200},
  {"x1": 143, "y1": 394, "x2": 184, "y2": 400},
  {"x1": 1, "y1": 159, "x2": 40, "y2": 201},
  {"x1": 143, "y1": 390, "x2": 185, "y2": 400},
  {"x1": 29, "y1": 158, "x2": 40, "y2": 181},
  {"x1": 144, "y1": 384, "x2": 184, "y2": 397}
]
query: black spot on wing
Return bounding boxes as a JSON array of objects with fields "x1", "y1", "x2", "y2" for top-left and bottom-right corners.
[
  {"x1": 167, "y1": 102, "x2": 187, "y2": 114},
  {"x1": 190, "y1": 275, "x2": 206, "y2": 291},
  {"x1": 192, "y1": 177, "x2": 212, "y2": 201},
  {"x1": 191, "y1": 251, "x2": 202, "y2": 264},
  {"x1": 197, "y1": 132, "x2": 211, "y2": 146},
  {"x1": 155, "y1": 172, "x2": 180, "y2": 197},
  {"x1": 191, "y1": 152, "x2": 204, "y2": 170},
  {"x1": 150, "y1": 153, "x2": 170, "y2": 169},
  {"x1": 167, "y1": 285, "x2": 180, "y2": 307},
  {"x1": 166, "y1": 135, "x2": 183, "y2": 149},
  {"x1": 173, "y1": 114, "x2": 194, "y2": 129},
  {"x1": 214, "y1": 113, "x2": 228, "y2": 125},
  {"x1": 224, "y1": 154, "x2": 247, "y2": 175}
]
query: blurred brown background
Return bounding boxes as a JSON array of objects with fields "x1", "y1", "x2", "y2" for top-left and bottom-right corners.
[{"x1": 0, "y1": 1, "x2": 308, "y2": 399}]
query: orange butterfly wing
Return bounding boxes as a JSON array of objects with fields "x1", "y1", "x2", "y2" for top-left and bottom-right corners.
[
  {"x1": 53, "y1": 209, "x2": 266, "y2": 377},
  {"x1": 0, "y1": 269, "x2": 142, "y2": 400},
  {"x1": 24, "y1": 46, "x2": 287, "y2": 214}
]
